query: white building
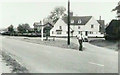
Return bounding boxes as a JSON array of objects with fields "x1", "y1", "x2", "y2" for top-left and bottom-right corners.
[{"x1": 50, "y1": 15, "x2": 102, "y2": 37}]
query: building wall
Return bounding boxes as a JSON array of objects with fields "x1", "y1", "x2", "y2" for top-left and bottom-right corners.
[
  {"x1": 50, "y1": 18, "x2": 68, "y2": 36},
  {"x1": 50, "y1": 17, "x2": 100, "y2": 37},
  {"x1": 85, "y1": 17, "x2": 100, "y2": 32}
]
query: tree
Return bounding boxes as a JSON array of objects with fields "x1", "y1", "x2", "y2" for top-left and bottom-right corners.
[
  {"x1": 8, "y1": 25, "x2": 14, "y2": 35},
  {"x1": 112, "y1": 1, "x2": 120, "y2": 18},
  {"x1": 24, "y1": 23, "x2": 31, "y2": 32},
  {"x1": 50, "y1": 6, "x2": 66, "y2": 19},
  {"x1": 44, "y1": 6, "x2": 66, "y2": 25},
  {"x1": 44, "y1": 26, "x2": 52, "y2": 36},
  {"x1": 112, "y1": 1, "x2": 120, "y2": 11},
  {"x1": 17, "y1": 24, "x2": 25, "y2": 34},
  {"x1": 17, "y1": 23, "x2": 31, "y2": 34}
]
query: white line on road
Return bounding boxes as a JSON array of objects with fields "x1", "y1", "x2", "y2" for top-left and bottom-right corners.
[{"x1": 89, "y1": 62, "x2": 104, "y2": 67}]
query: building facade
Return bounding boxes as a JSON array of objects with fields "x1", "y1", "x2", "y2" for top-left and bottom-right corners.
[{"x1": 50, "y1": 15, "x2": 102, "y2": 37}]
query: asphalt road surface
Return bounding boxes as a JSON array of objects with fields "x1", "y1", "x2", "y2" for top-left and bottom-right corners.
[{"x1": 1, "y1": 36, "x2": 118, "y2": 73}]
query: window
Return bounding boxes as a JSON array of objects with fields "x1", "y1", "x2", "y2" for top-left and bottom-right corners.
[
  {"x1": 91, "y1": 24, "x2": 94, "y2": 28},
  {"x1": 89, "y1": 31, "x2": 93, "y2": 34},
  {"x1": 78, "y1": 19, "x2": 82, "y2": 24},
  {"x1": 78, "y1": 26, "x2": 80, "y2": 29},
  {"x1": 52, "y1": 31, "x2": 54, "y2": 34},
  {"x1": 59, "y1": 26, "x2": 62, "y2": 29},
  {"x1": 57, "y1": 31, "x2": 62, "y2": 34},
  {"x1": 71, "y1": 20, "x2": 74, "y2": 23}
]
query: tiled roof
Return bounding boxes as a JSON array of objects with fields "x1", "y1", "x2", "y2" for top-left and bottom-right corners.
[{"x1": 62, "y1": 16, "x2": 92, "y2": 25}]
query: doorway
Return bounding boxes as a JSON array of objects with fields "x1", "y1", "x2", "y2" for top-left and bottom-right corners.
[{"x1": 85, "y1": 31, "x2": 88, "y2": 36}]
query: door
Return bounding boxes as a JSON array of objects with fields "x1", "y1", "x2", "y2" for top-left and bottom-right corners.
[{"x1": 85, "y1": 31, "x2": 88, "y2": 36}]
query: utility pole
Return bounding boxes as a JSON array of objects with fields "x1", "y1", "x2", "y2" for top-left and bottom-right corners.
[
  {"x1": 67, "y1": 0, "x2": 70, "y2": 45},
  {"x1": 41, "y1": 20, "x2": 44, "y2": 41}
]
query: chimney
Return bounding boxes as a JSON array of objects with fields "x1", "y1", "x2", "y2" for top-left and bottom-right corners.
[
  {"x1": 99, "y1": 16, "x2": 101, "y2": 20},
  {"x1": 40, "y1": 21, "x2": 42, "y2": 24}
]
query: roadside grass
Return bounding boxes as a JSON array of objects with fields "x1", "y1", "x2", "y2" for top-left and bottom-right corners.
[
  {"x1": 1, "y1": 51, "x2": 29, "y2": 73},
  {"x1": 21, "y1": 38, "x2": 79, "y2": 50},
  {"x1": 89, "y1": 39, "x2": 118, "y2": 51}
]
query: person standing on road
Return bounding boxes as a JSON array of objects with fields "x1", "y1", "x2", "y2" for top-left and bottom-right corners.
[{"x1": 76, "y1": 34, "x2": 83, "y2": 51}]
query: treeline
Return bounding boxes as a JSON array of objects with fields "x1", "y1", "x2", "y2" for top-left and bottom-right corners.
[{"x1": 1, "y1": 23, "x2": 42, "y2": 37}]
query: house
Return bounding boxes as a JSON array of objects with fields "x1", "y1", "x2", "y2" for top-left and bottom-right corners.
[
  {"x1": 33, "y1": 21, "x2": 53, "y2": 36},
  {"x1": 33, "y1": 22, "x2": 42, "y2": 32},
  {"x1": 97, "y1": 17, "x2": 105, "y2": 34},
  {"x1": 50, "y1": 14, "x2": 102, "y2": 37}
]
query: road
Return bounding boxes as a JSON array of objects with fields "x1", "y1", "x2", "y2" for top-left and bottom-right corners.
[{"x1": 1, "y1": 36, "x2": 118, "y2": 73}]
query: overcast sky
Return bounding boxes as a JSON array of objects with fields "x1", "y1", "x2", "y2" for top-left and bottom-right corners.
[{"x1": 0, "y1": 0, "x2": 119, "y2": 28}]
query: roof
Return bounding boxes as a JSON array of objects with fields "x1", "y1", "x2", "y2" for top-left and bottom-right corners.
[
  {"x1": 33, "y1": 22, "x2": 41, "y2": 26},
  {"x1": 62, "y1": 16, "x2": 92, "y2": 25},
  {"x1": 44, "y1": 22, "x2": 53, "y2": 26},
  {"x1": 97, "y1": 20, "x2": 105, "y2": 26},
  {"x1": 33, "y1": 22, "x2": 53, "y2": 28}
]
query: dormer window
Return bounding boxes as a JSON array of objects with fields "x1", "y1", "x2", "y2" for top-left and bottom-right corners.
[
  {"x1": 78, "y1": 19, "x2": 82, "y2": 24},
  {"x1": 71, "y1": 20, "x2": 74, "y2": 23}
]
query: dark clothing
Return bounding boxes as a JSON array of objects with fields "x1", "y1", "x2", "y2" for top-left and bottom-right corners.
[{"x1": 78, "y1": 39, "x2": 83, "y2": 51}]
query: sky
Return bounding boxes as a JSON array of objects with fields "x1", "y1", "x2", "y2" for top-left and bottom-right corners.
[{"x1": 0, "y1": 0, "x2": 119, "y2": 29}]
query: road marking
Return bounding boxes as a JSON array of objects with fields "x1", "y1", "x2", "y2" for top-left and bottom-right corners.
[{"x1": 89, "y1": 62, "x2": 104, "y2": 67}]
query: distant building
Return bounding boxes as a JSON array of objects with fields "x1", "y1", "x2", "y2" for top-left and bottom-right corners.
[
  {"x1": 50, "y1": 14, "x2": 103, "y2": 37},
  {"x1": 33, "y1": 22, "x2": 42, "y2": 32},
  {"x1": 97, "y1": 16, "x2": 105, "y2": 34},
  {"x1": 33, "y1": 21, "x2": 53, "y2": 36}
]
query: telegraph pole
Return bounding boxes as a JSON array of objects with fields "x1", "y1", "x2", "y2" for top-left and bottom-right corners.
[
  {"x1": 41, "y1": 20, "x2": 44, "y2": 41},
  {"x1": 67, "y1": 0, "x2": 70, "y2": 45}
]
